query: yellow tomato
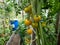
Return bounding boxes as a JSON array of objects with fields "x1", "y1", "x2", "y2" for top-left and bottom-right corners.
[
  {"x1": 34, "y1": 15, "x2": 41, "y2": 22},
  {"x1": 28, "y1": 5, "x2": 32, "y2": 11},
  {"x1": 38, "y1": 15, "x2": 41, "y2": 21},
  {"x1": 34, "y1": 15, "x2": 39, "y2": 22},
  {"x1": 32, "y1": 23, "x2": 38, "y2": 28},
  {"x1": 24, "y1": 7, "x2": 29, "y2": 13},
  {"x1": 28, "y1": 5, "x2": 32, "y2": 9},
  {"x1": 27, "y1": 29, "x2": 33, "y2": 35},
  {"x1": 41, "y1": 22, "x2": 46, "y2": 27},
  {"x1": 24, "y1": 19, "x2": 32, "y2": 26},
  {"x1": 24, "y1": 5, "x2": 32, "y2": 13},
  {"x1": 28, "y1": 5, "x2": 32, "y2": 13}
]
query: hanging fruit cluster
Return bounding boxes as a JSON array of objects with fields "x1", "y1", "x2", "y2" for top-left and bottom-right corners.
[
  {"x1": 24, "y1": 5, "x2": 32, "y2": 13},
  {"x1": 23, "y1": 0, "x2": 47, "y2": 44}
]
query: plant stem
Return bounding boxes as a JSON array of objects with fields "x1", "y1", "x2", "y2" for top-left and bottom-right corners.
[
  {"x1": 36, "y1": 28, "x2": 41, "y2": 45},
  {"x1": 30, "y1": 0, "x2": 37, "y2": 15},
  {"x1": 39, "y1": 22, "x2": 44, "y2": 45}
]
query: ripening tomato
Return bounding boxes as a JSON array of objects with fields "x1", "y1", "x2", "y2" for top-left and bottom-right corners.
[
  {"x1": 24, "y1": 7, "x2": 29, "y2": 13},
  {"x1": 28, "y1": 5, "x2": 32, "y2": 10},
  {"x1": 34, "y1": 15, "x2": 41, "y2": 22},
  {"x1": 38, "y1": 15, "x2": 41, "y2": 21},
  {"x1": 32, "y1": 23, "x2": 38, "y2": 28},
  {"x1": 34, "y1": 15, "x2": 39, "y2": 22},
  {"x1": 27, "y1": 29, "x2": 33, "y2": 35},
  {"x1": 28, "y1": 5, "x2": 32, "y2": 8},
  {"x1": 24, "y1": 19, "x2": 32, "y2": 26},
  {"x1": 24, "y1": 5, "x2": 32, "y2": 13},
  {"x1": 28, "y1": 5, "x2": 32, "y2": 12}
]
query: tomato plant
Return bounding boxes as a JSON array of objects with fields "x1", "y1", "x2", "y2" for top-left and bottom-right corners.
[{"x1": 0, "y1": 0, "x2": 60, "y2": 45}]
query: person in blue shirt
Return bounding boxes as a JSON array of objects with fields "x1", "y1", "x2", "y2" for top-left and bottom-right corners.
[{"x1": 10, "y1": 20, "x2": 19, "y2": 31}]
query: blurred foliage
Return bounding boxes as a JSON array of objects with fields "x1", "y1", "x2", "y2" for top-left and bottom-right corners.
[{"x1": 0, "y1": 0, "x2": 60, "y2": 45}]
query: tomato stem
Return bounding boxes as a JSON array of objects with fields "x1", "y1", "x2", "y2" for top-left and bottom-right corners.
[{"x1": 39, "y1": 22, "x2": 44, "y2": 45}]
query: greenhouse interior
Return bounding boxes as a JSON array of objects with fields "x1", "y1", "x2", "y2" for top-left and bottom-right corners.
[{"x1": 0, "y1": 0, "x2": 60, "y2": 45}]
